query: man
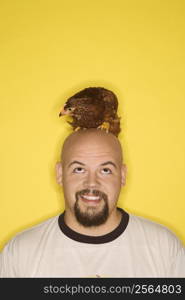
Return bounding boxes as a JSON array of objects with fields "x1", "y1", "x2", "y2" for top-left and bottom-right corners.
[{"x1": 0, "y1": 128, "x2": 184, "y2": 277}]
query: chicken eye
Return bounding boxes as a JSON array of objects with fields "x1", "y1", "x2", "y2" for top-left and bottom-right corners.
[
  {"x1": 73, "y1": 167, "x2": 85, "y2": 173},
  {"x1": 101, "y1": 168, "x2": 112, "y2": 174},
  {"x1": 68, "y1": 108, "x2": 72, "y2": 111}
]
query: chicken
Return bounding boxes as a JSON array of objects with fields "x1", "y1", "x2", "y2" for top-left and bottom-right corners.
[{"x1": 59, "y1": 87, "x2": 121, "y2": 137}]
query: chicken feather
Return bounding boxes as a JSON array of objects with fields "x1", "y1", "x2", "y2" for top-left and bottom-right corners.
[{"x1": 59, "y1": 87, "x2": 121, "y2": 137}]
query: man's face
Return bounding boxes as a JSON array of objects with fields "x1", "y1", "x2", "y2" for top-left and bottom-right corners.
[{"x1": 57, "y1": 130, "x2": 126, "y2": 227}]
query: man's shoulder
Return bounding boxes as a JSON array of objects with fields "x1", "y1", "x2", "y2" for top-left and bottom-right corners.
[
  {"x1": 129, "y1": 213, "x2": 174, "y2": 236},
  {"x1": 128, "y1": 213, "x2": 183, "y2": 248},
  {"x1": 4, "y1": 214, "x2": 60, "y2": 250},
  {"x1": 129, "y1": 213, "x2": 168, "y2": 230}
]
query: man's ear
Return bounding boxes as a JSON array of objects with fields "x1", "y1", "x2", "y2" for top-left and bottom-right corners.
[
  {"x1": 55, "y1": 162, "x2": 63, "y2": 186},
  {"x1": 121, "y1": 164, "x2": 127, "y2": 186}
]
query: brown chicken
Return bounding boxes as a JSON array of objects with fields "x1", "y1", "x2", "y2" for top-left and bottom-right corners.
[{"x1": 59, "y1": 87, "x2": 121, "y2": 137}]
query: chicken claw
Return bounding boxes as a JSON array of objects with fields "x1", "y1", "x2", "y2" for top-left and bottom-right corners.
[
  {"x1": 97, "y1": 122, "x2": 110, "y2": 133},
  {"x1": 74, "y1": 126, "x2": 81, "y2": 132}
]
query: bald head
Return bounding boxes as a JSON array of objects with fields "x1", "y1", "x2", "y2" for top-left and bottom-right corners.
[
  {"x1": 61, "y1": 129, "x2": 123, "y2": 166},
  {"x1": 56, "y1": 128, "x2": 127, "y2": 229}
]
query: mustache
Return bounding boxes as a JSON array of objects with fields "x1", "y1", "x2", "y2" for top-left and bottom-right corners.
[{"x1": 76, "y1": 189, "x2": 107, "y2": 199}]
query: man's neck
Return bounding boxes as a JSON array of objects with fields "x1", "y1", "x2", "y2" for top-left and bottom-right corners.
[{"x1": 63, "y1": 207, "x2": 122, "y2": 236}]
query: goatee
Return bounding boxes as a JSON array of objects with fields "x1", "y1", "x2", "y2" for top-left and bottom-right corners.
[{"x1": 74, "y1": 189, "x2": 109, "y2": 227}]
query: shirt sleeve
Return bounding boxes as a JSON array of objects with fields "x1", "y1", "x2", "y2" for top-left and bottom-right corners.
[
  {"x1": 0, "y1": 238, "x2": 18, "y2": 278},
  {"x1": 168, "y1": 246, "x2": 185, "y2": 277}
]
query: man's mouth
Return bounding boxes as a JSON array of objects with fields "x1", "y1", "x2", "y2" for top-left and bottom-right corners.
[{"x1": 80, "y1": 194, "x2": 101, "y2": 203}]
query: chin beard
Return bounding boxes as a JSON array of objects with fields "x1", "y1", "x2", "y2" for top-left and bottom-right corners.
[{"x1": 74, "y1": 189, "x2": 109, "y2": 227}]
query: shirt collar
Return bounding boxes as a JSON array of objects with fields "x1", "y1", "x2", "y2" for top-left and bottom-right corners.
[{"x1": 58, "y1": 207, "x2": 129, "y2": 244}]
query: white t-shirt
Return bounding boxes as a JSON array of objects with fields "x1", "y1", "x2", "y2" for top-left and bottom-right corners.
[{"x1": 0, "y1": 207, "x2": 184, "y2": 277}]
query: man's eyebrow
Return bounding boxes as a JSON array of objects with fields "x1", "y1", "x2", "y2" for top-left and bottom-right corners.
[
  {"x1": 68, "y1": 160, "x2": 117, "y2": 169},
  {"x1": 68, "y1": 161, "x2": 85, "y2": 168},
  {"x1": 101, "y1": 161, "x2": 117, "y2": 169}
]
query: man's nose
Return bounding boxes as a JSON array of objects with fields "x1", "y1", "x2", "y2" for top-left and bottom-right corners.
[{"x1": 83, "y1": 172, "x2": 100, "y2": 189}]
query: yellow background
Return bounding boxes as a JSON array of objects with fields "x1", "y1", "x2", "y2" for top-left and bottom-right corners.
[{"x1": 0, "y1": 0, "x2": 185, "y2": 250}]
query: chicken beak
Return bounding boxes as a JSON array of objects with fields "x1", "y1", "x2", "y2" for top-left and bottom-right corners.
[{"x1": 59, "y1": 107, "x2": 68, "y2": 117}]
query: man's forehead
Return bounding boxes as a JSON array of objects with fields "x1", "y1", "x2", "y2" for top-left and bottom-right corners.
[
  {"x1": 64, "y1": 142, "x2": 121, "y2": 158},
  {"x1": 67, "y1": 152, "x2": 118, "y2": 161},
  {"x1": 61, "y1": 129, "x2": 123, "y2": 162},
  {"x1": 64, "y1": 133, "x2": 120, "y2": 150},
  {"x1": 62, "y1": 145, "x2": 123, "y2": 166}
]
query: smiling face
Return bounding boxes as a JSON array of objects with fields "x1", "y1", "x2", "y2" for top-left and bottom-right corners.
[{"x1": 56, "y1": 129, "x2": 126, "y2": 227}]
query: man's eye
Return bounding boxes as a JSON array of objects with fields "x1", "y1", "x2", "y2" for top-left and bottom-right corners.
[
  {"x1": 101, "y1": 168, "x2": 112, "y2": 174},
  {"x1": 73, "y1": 167, "x2": 85, "y2": 173}
]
